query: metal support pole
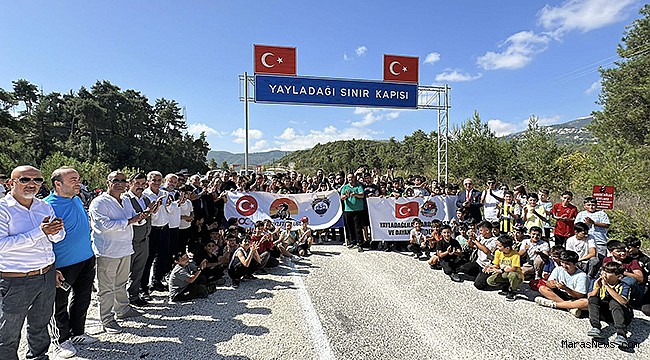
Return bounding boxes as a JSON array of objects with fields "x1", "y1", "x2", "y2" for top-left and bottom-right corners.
[{"x1": 244, "y1": 71, "x2": 249, "y2": 174}]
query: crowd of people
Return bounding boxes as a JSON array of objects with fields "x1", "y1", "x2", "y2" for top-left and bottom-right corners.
[{"x1": 0, "y1": 164, "x2": 648, "y2": 359}]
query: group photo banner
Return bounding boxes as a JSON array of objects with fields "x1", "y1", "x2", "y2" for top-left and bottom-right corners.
[
  {"x1": 225, "y1": 190, "x2": 343, "y2": 230},
  {"x1": 368, "y1": 195, "x2": 458, "y2": 242},
  {"x1": 255, "y1": 74, "x2": 418, "y2": 109}
]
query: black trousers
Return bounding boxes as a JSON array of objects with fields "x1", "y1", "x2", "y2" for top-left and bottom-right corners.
[
  {"x1": 343, "y1": 210, "x2": 364, "y2": 245},
  {"x1": 588, "y1": 296, "x2": 633, "y2": 336},
  {"x1": 52, "y1": 256, "x2": 96, "y2": 343},
  {"x1": 228, "y1": 260, "x2": 260, "y2": 281},
  {"x1": 172, "y1": 275, "x2": 208, "y2": 302},
  {"x1": 143, "y1": 225, "x2": 170, "y2": 290},
  {"x1": 439, "y1": 256, "x2": 466, "y2": 275},
  {"x1": 178, "y1": 227, "x2": 193, "y2": 254},
  {"x1": 458, "y1": 261, "x2": 491, "y2": 290}
]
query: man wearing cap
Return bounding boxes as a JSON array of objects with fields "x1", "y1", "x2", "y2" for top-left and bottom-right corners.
[
  {"x1": 44, "y1": 167, "x2": 98, "y2": 358},
  {"x1": 0, "y1": 165, "x2": 66, "y2": 360}
]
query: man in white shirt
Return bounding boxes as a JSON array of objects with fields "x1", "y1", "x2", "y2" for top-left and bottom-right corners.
[
  {"x1": 481, "y1": 177, "x2": 502, "y2": 222},
  {"x1": 0, "y1": 165, "x2": 65, "y2": 360},
  {"x1": 142, "y1": 171, "x2": 171, "y2": 296},
  {"x1": 163, "y1": 174, "x2": 182, "y2": 256},
  {"x1": 89, "y1": 171, "x2": 148, "y2": 334}
]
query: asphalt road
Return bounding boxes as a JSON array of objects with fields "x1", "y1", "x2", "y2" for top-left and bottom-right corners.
[{"x1": 18, "y1": 244, "x2": 650, "y2": 359}]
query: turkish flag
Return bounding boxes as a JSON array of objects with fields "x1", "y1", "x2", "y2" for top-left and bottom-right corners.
[
  {"x1": 383, "y1": 54, "x2": 419, "y2": 84},
  {"x1": 254, "y1": 45, "x2": 297, "y2": 76},
  {"x1": 395, "y1": 202, "x2": 419, "y2": 219}
]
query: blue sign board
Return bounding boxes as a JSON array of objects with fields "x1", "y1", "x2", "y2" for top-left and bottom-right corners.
[{"x1": 255, "y1": 74, "x2": 418, "y2": 109}]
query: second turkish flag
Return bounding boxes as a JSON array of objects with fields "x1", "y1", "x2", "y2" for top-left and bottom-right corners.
[
  {"x1": 383, "y1": 54, "x2": 419, "y2": 84},
  {"x1": 254, "y1": 45, "x2": 297, "y2": 76}
]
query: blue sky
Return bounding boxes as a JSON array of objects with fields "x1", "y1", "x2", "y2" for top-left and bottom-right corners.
[{"x1": 1, "y1": 0, "x2": 642, "y2": 153}]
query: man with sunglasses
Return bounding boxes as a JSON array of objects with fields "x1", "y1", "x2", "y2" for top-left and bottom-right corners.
[
  {"x1": 89, "y1": 171, "x2": 149, "y2": 334},
  {"x1": 0, "y1": 165, "x2": 66, "y2": 360}
]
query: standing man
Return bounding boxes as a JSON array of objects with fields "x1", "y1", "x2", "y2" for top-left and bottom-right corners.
[
  {"x1": 143, "y1": 171, "x2": 170, "y2": 295},
  {"x1": 575, "y1": 197, "x2": 610, "y2": 258},
  {"x1": 89, "y1": 171, "x2": 147, "y2": 334},
  {"x1": 0, "y1": 166, "x2": 65, "y2": 360},
  {"x1": 162, "y1": 174, "x2": 181, "y2": 256},
  {"x1": 123, "y1": 173, "x2": 156, "y2": 306},
  {"x1": 456, "y1": 178, "x2": 482, "y2": 223},
  {"x1": 340, "y1": 173, "x2": 365, "y2": 252},
  {"x1": 481, "y1": 177, "x2": 502, "y2": 222},
  {"x1": 44, "y1": 167, "x2": 97, "y2": 358},
  {"x1": 551, "y1": 190, "x2": 578, "y2": 247}
]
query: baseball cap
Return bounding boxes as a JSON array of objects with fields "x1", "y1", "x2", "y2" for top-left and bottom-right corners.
[{"x1": 300, "y1": 216, "x2": 309, "y2": 223}]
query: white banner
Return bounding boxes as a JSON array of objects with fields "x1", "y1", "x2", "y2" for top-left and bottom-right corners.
[
  {"x1": 368, "y1": 195, "x2": 458, "y2": 242},
  {"x1": 225, "y1": 191, "x2": 343, "y2": 230}
]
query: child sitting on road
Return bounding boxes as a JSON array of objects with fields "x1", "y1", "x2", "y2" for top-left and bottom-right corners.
[
  {"x1": 295, "y1": 217, "x2": 314, "y2": 257},
  {"x1": 535, "y1": 250, "x2": 589, "y2": 318},
  {"x1": 457, "y1": 221, "x2": 498, "y2": 289},
  {"x1": 587, "y1": 262, "x2": 634, "y2": 348},
  {"x1": 602, "y1": 240, "x2": 644, "y2": 305},
  {"x1": 565, "y1": 222, "x2": 599, "y2": 278},
  {"x1": 168, "y1": 252, "x2": 211, "y2": 303},
  {"x1": 407, "y1": 218, "x2": 427, "y2": 259},
  {"x1": 485, "y1": 235, "x2": 523, "y2": 301},
  {"x1": 624, "y1": 236, "x2": 650, "y2": 315},
  {"x1": 519, "y1": 226, "x2": 550, "y2": 280},
  {"x1": 436, "y1": 224, "x2": 465, "y2": 282}
]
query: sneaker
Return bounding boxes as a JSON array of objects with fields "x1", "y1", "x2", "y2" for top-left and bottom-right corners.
[
  {"x1": 291, "y1": 256, "x2": 303, "y2": 263},
  {"x1": 214, "y1": 278, "x2": 226, "y2": 285},
  {"x1": 243, "y1": 274, "x2": 257, "y2": 280},
  {"x1": 70, "y1": 333, "x2": 98, "y2": 345},
  {"x1": 55, "y1": 339, "x2": 78, "y2": 358},
  {"x1": 232, "y1": 279, "x2": 240, "y2": 288},
  {"x1": 418, "y1": 256, "x2": 428, "y2": 261},
  {"x1": 535, "y1": 297, "x2": 557, "y2": 309},
  {"x1": 116, "y1": 307, "x2": 143, "y2": 319},
  {"x1": 450, "y1": 273, "x2": 463, "y2": 283},
  {"x1": 357, "y1": 246, "x2": 364, "y2": 253},
  {"x1": 568, "y1": 308, "x2": 581, "y2": 318},
  {"x1": 505, "y1": 291, "x2": 516, "y2": 302},
  {"x1": 103, "y1": 320, "x2": 122, "y2": 334},
  {"x1": 586, "y1": 327, "x2": 602, "y2": 338},
  {"x1": 140, "y1": 292, "x2": 153, "y2": 301},
  {"x1": 612, "y1": 334, "x2": 628, "y2": 347},
  {"x1": 130, "y1": 298, "x2": 148, "y2": 307},
  {"x1": 498, "y1": 286, "x2": 510, "y2": 296}
]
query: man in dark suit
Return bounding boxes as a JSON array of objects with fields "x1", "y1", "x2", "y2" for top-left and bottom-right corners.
[{"x1": 456, "y1": 178, "x2": 483, "y2": 223}]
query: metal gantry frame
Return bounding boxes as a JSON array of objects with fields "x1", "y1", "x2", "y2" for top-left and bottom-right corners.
[{"x1": 240, "y1": 74, "x2": 450, "y2": 183}]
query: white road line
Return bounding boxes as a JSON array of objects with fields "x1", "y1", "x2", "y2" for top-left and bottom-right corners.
[{"x1": 289, "y1": 262, "x2": 336, "y2": 360}]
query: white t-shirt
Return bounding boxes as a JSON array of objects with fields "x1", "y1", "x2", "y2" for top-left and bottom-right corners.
[
  {"x1": 476, "y1": 236, "x2": 498, "y2": 269},
  {"x1": 483, "y1": 190, "x2": 502, "y2": 222},
  {"x1": 565, "y1": 235, "x2": 597, "y2": 260},
  {"x1": 520, "y1": 239, "x2": 550, "y2": 261},
  {"x1": 179, "y1": 201, "x2": 193, "y2": 230},
  {"x1": 410, "y1": 228, "x2": 426, "y2": 244},
  {"x1": 548, "y1": 266, "x2": 588, "y2": 295}
]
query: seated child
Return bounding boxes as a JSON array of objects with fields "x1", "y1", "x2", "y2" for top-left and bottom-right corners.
[
  {"x1": 535, "y1": 250, "x2": 589, "y2": 317},
  {"x1": 294, "y1": 216, "x2": 315, "y2": 256},
  {"x1": 530, "y1": 245, "x2": 564, "y2": 291},
  {"x1": 436, "y1": 224, "x2": 466, "y2": 282},
  {"x1": 168, "y1": 253, "x2": 211, "y2": 303},
  {"x1": 565, "y1": 221, "x2": 599, "y2": 278},
  {"x1": 457, "y1": 220, "x2": 498, "y2": 289},
  {"x1": 624, "y1": 236, "x2": 650, "y2": 315},
  {"x1": 278, "y1": 221, "x2": 306, "y2": 260},
  {"x1": 228, "y1": 237, "x2": 263, "y2": 288},
  {"x1": 587, "y1": 262, "x2": 634, "y2": 347},
  {"x1": 519, "y1": 226, "x2": 550, "y2": 280},
  {"x1": 485, "y1": 235, "x2": 524, "y2": 301},
  {"x1": 407, "y1": 218, "x2": 427, "y2": 258},
  {"x1": 192, "y1": 241, "x2": 225, "y2": 284},
  {"x1": 602, "y1": 240, "x2": 644, "y2": 304}
]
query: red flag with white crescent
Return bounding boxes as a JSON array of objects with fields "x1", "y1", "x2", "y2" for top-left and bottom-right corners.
[
  {"x1": 395, "y1": 202, "x2": 420, "y2": 219},
  {"x1": 254, "y1": 45, "x2": 297, "y2": 75},
  {"x1": 383, "y1": 54, "x2": 419, "y2": 84}
]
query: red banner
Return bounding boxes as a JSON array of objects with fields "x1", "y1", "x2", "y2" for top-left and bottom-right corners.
[
  {"x1": 592, "y1": 185, "x2": 615, "y2": 210},
  {"x1": 383, "y1": 54, "x2": 419, "y2": 84},
  {"x1": 254, "y1": 45, "x2": 297, "y2": 75}
]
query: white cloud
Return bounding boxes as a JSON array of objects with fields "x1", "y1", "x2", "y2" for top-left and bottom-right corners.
[
  {"x1": 585, "y1": 80, "x2": 601, "y2": 95},
  {"x1": 186, "y1": 123, "x2": 221, "y2": 137},
  {"x1": 424, "y1": 52, "x2": 441, "y2": 64},
  {"x1": 343, "y1": 52, "x2": 351, "y2": 61},
  {"x1": 477, "y1": 31, "x2": 550, "y2": 70},
  {"x1": 355, "y1": 46, "x2": 367, "y2": 56},
  {"x1": 274, "y1": 126, "x2": 377, "y2": 151},
  {"x1": 538, "y1": 0, "x2": 635, "y2": 34},
  {"x1": 251, "y1": 140, "x2": 269, "y2": 151},
  {"x1": 231, "y1": 128, "x2": 263, "y2": 144},
  {"x1": 351, "y1": 108, "x2": 402, "y2": 127},
  {"x1": 535, "y1": 115, "x2": 562, "y2": 126},
  {"x1": 435, "y1": 69, "x2": 483, "y2": 82},
  {"x1": 488, "y1": 119, "x2": 518, "y2": 137}
]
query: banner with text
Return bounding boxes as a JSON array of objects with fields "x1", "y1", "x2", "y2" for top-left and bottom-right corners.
[
  {"x1": 368, "y1": 195, "x2": 459, "y2": 242},
  {"x1": 255, "y1": 74, "x2": 418, "y2": 109},
  {"x1": 225, "y1": 190, "x2": 343, "y2": 230}
]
